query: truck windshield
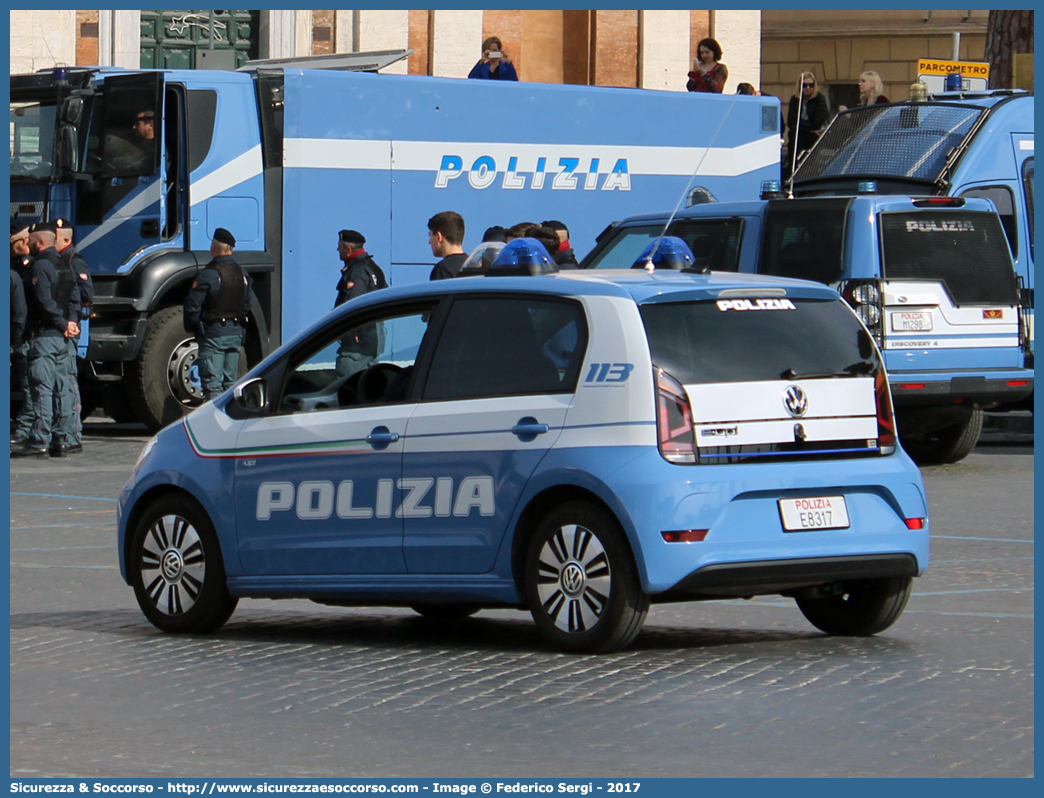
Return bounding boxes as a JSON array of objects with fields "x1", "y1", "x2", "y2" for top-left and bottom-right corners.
[
  {"x1": 641, "y1": 297, "x2": 877, "y2": 385},
  {"x1": 10, "y1": 100, "x2": 56, "y2": 180},
  {"x1": 880, "y1": 210, "x2": 1019, "y2": 305},
  {"x1": 793, "y1": 103, "x2": 984, "y2": 185}
]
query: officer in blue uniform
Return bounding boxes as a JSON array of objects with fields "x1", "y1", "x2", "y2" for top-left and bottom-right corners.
[
  {"x1": 10, "y1": 221, "x2": 34, "y2": 447},
  {"x1": 53, "y1": 218, "x2": 93, "y2": 454},
  {"x1": 183, "y1": 228, "x2": 253, "y2": 401},
  {"x1": 333, "y1": 229, "x2": 387, "y2": 376},
  {"x1": 12, "y1": 222, "x2": 80, "y2": 459}
]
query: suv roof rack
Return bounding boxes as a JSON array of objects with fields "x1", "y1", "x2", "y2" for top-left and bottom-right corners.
[{"x1": 238, "y1": 49, "x2": 413, "y2": 73}]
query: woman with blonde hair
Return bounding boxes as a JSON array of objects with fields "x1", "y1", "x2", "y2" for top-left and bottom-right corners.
[
  {"x1": 785, "y1": 72, "x2": 829, "y2": 175},
  {"x1": 857, "y1": 70, "x2": 889, "y2": 105}
]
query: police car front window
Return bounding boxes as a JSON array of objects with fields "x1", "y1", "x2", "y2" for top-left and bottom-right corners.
[
  {"x1": 585, "y1": 226, "x2": 663, "y2": 269},
  {"x1": 423, "y1": 297, "x2": 587, "y2": 400},
  {"x1": 280, "y1": 309, "x2": 432, "y2": 413},
  {"x1": 641, "y1": 298, "x2": 877, "y2": 385}
]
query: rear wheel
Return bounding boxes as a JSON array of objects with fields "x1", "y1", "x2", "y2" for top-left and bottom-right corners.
[
  {"x1": 524, "y1": 502, "x2": 649, "y2": 654},
  {"x1": 129, "y1": 493, "x2": 237, "y2": 633},
  {"x1": 796, "y1": 577, "x2": 912, "y2": 636},
  {"x1": 902, "y1": 407, "x2": 983, "y2": 465}
]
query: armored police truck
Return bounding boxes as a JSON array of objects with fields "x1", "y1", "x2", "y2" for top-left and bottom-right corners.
[{"x1": 9, "y1": 54, "x2": 782, "y2": 430}]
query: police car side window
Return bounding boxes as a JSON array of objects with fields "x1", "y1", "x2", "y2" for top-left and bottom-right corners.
[
  {"x1": 423, "y1": 297, "x2": 587, "y2": 401},
  {"x1": 279, "y1": 308, "x2": 433, "y2": 413}
]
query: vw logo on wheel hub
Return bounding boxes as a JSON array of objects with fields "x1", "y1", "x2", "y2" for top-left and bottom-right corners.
[
  {"x1": 561, "y1": 562, "x2": 586, "y2": 596},
  {"x1": 161, "y1": 549, "x2": 184, "y2": 582},
  {"x1": 783, "y1": 385, "x2": 809, "y2": 418}
]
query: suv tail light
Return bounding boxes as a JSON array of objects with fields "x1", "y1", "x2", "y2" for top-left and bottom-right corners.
[
  {"x1": 655, "y1": 368, "x2": 696, "y2": 464},
  {"x1": 875, "y1": 367, "x2": 897, "y2": 454},
  {"x1": 841, "y1": 279, "x2": 884, "y2": 346}
]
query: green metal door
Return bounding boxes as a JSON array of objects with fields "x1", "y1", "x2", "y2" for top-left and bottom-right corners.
[{"x1": 140, "y1": 10, "x2": 259, "y2": 70}]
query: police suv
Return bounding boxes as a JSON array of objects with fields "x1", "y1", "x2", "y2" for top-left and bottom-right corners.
[{"x1": 117, "y1": 241, "x2": 930, "y2": 653}]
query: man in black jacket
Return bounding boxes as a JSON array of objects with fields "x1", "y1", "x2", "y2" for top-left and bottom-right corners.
[
  {"x1": 427, "y1": 211, "x2": 468, "y2": 280},
  {"x1": 541, "y1": 220, "x2": 579, "y2": 268},
  {"x1": 183, "y1": 228, "x2": 253, "y2": 401},
  {"x1": 334, "y1": 229, "x2": 387, "y2": 377},
  {"x1": 12, "y1": 222, "x2": 80, "y2": 458},
  {"x1": 10, "y1": 221, "x2": 33, "y2": 446},
  {"x1": 52, "y1": 218, "x2": 92, "y2": 454}
]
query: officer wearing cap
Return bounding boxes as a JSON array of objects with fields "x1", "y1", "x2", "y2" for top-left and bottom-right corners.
[
  {"x1": 183, "y1": 228, "x2": 254, "y2": 401},
  {"x1": 52, "y1": 218, "x2": 92, "y2": 454},
  {"x1": 12, "y1": 221, "x2": 81, "y2": 459},
  {"x1": 334, "y1": 229, "x2": 387, "y2": 377},
  {"x1": 335, "y1": 229, "x2": 387, "y2": 306},
  {"x1": 10, "y1": 221, "x2": 34, "y2": 447}
]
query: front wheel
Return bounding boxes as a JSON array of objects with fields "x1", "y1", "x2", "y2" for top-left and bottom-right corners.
[
  {"x1": 796, "y1": 577, "x2": 912, "y2": 636},
  {"x1": 524, "y1": 502, "x2": 649, "y2": 654},
  {"x1": 129, "y1": 493, "x2": 237, "y2": 633}
]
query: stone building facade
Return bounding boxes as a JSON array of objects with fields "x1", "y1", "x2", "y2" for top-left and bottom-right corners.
[{"x1": 10, "y1": 9, "x2": 762, "y2": 94}]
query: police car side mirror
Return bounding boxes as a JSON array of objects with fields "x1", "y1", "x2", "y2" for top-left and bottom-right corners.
[{"x1": 227, "y1": 377, "x2": 269, "y2": 419}]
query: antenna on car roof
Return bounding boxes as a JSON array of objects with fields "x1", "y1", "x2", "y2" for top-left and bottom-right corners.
[{"x1": 637, "y1": 94, "x2": 740, "y2": 271}]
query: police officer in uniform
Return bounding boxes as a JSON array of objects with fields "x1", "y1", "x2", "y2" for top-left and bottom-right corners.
[
  {"x1": 10, "y1": 222, "x2": 34, "y2": 447},
  {"x1": 333, "y1": 229, "x2": 387, "y2": 376},
  {"x1": 183, "y1": 228, "x2": 253, "y2": 401},
  {"x1": 53, "y1": 218, "x2": 93, "y2": 454},
  {"x1": 12, "y1": 222, "x2": 80, "y2": 459}
]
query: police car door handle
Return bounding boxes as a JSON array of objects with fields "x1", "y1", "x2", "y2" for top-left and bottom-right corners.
[
  {"x1": 366, "y1": 426, "x2": 400, "y2": 450},
  {"x1": 512, "y1": 417, "x2": 550, "y2": 442}
]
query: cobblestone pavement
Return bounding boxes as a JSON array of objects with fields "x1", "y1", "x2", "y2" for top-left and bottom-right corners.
[{"x1": 9, "y1": 422, "x2": 1034, "y2": 778}]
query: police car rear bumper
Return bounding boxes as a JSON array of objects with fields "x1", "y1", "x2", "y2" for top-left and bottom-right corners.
[
  {"x1": 658, "y1": 553, "x2": 919, "y2": 601},
  {"x1": 890, "y1": 373, "x2": 1033, "y2": 405}
]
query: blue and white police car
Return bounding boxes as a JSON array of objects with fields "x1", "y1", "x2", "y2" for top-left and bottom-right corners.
[{"x1": 117, "y1": 240, "x2": 930, "y2": 653}]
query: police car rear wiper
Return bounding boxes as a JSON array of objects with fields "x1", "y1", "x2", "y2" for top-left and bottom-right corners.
[{"x1": 781, "y1": 362, "x2": 874, "y2": 380}]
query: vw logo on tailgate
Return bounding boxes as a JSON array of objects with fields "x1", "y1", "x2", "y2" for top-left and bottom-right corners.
[{"x1": 783, "y1": 385, "x2": 809, "y2": 418}]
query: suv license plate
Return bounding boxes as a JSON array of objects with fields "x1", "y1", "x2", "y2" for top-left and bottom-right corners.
[
  {"x1": 779, "y1": 496, "x2": 850, "y2": 531},
  {"x1": 891, "y1": 311, "x2": 933, "y2": 332}
]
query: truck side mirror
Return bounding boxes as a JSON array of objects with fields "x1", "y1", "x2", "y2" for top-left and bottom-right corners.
[
  {"x1": 62, "y1": 96, "x2": 83, "y2": 125},
  {"x1": 56, "y1": 126, "x2": 79, "y2": 173},
  {"x1": 227, "y1": 377, "x2": 269, "y2": 419}
]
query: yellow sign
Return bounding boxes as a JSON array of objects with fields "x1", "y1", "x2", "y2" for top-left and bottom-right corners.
[{"x1": 917, "y1": 58, "x2": 990, "y2": 78}]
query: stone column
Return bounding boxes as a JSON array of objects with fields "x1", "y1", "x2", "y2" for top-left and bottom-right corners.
[
  {"x1": 431, "y1": 10, "x2": 483, "y2": 79},
  {"x1": 355, "y1": 10, "x2": 410, "y2": 74},
  {"x1": 96, "y1": 10, "x2": 140, "y2": 69},
  {"x1": 639, "y1": 10, "x2": 690, "y2": 91},
  {"x1": 712, "y1": 9, "x2": 762, "y2": 92}
]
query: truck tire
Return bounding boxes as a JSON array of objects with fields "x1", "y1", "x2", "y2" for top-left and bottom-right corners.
[
  {"x1": 127, "y1": 306, "x2": 205, "y2": 431},
  {"x1": 901, "y1": 407, "x2": 983, "y2": 466}
]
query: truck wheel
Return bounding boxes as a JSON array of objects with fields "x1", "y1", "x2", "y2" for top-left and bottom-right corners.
[
  {"x1": 902, "y1": 407, "x2": 983, "y2": 465},
  {"x1": 127, "y1": 306, "x2": 203, "y2": 431},
  {"x1": 129, "y1": 493, "x2": 237, "y2": 634},
  {"x1": 524, "y1": 502, "x2": 649, "y2": 654},
  {"x1": 796, "y1": 577, "x2": 912, "y2": 636}
]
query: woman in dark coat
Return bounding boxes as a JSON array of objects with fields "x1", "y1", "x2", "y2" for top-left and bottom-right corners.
[{"x1": 786, "y1": 73, "x2": 830, "y2": 169}]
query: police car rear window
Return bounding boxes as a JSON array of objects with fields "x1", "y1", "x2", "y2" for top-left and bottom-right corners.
[
  {"x1": 880, "y1": 211, "x2": 1019, "y2": 305},
  {"x1": 640, "y1": 298, "x2": 877, "y2": 385}
]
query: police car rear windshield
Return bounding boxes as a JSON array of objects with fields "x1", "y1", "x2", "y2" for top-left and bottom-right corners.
[
  {"x1": 640, "y1": 297, "x2": 877, "y2": 385},
  {"x1": 881, "y1": 211, "x2": 1019, "y2": 305}
]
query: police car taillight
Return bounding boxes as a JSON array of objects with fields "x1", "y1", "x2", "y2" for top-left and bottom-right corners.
[
  {"x1": 655, "y1": 368, "x2": 696, "y2": 464},
  {"x1": 875, "y1": 367, "x2": 897, "y2": 454}
]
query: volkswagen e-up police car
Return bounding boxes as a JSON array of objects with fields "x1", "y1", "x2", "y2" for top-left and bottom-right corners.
[{"x1": 117, "y1": 241, "x2": 929, "y2": 653}]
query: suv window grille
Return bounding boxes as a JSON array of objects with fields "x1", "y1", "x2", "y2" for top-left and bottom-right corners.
[{"x1": 794, "y1": 103, "x2": 984, "y2": 184}]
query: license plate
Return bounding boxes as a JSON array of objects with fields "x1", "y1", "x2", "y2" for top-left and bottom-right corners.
[
  {"x1": 891, "y1": 311, "x2": 933, "y2": 332},
  {"x1": 778, "y1": 496, "x2": 850, "y2": 531}
]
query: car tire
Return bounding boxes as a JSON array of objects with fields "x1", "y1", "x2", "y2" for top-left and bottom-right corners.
[
  {"x1": 796, "y1": 576, "x2": 913, "y2": 636},
  {"x1": 129, "y1": 493, "x2": 237, "y2": 634},
  {"x1": 524, "y1": 501, "x2": 649, "y2": 654},
  {"x1": 901, "y1": 407, "x2": 983, "y2": 465},
  {"x1": 410, "y1": 603, "x2": 481, "y2": 620}
]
